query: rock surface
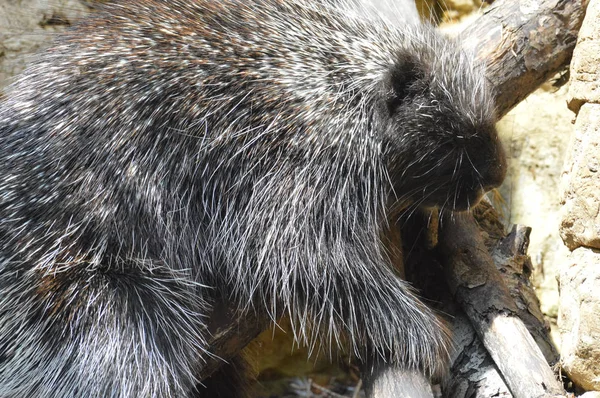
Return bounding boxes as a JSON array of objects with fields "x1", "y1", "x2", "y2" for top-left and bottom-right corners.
[
  {"x1": 558, "y1": 0, "x2": 600, "y2": 392},
  {"x1": 568, "y1": 0, "x2": 600, "y2": 113},
  {"x1": 560, "y1": 103, "x2": 600, "y2": 251},
  {"x1": 558, "y1": 248, "x2": 600, "y2": 391},
  {"x1": 496, "y1": 82, "x2": 573, "y2": 330},
  {"x1": 0, "y1": 0, "x2": 90, "y2": 91}
]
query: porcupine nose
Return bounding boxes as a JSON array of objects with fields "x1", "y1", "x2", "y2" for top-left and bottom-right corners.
[{"x1": 481, "y1": 139, "x2": 507, "y2": 192}]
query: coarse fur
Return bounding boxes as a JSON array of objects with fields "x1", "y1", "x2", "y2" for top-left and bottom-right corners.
[{"x1": 0, "y1": 0, "x2": 506, "y2": 397}]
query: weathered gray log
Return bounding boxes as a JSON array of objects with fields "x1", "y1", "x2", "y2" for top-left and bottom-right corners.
[
  {"x1": 491, "y1": 222, "x2": 560, "y2": 367},
  {"x1": 443, "y1": 203, "x2": 561, "y2": 398},
  {"x1": 459, "y1": 0, "x2": 588, "y2": 118},
  {"x1": 443, "y1": 312, "x2": 512, "y2": 398},
  {"x1": 363, "y1": 367, "x2": 435, "y2": 398},
  {"x1": 438, "y1": 212, "x2": 565, "y2": 398}
]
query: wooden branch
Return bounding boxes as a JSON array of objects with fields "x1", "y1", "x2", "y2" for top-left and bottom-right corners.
[
  {"x1": 443, "y1": 312, "x2": 512, "y2": 397},
  {"x1": 389, "y1": 203, "x2": 562, "y2": 398},
  {"x1": 437, "y1": 212, "x2": 565, "y2": 398},
  {"x1": 363, "y1": 367, "x2": 434, "y2": 398},
  {"x1": 459, "y1": 0, "x2": 588, "y2": 118},
  {"x1": 491, "y1": 223, "x2": 560, "y2": 366},
  {"x1": 198, "y1": 298, "x2": 268, "y2": 380}
]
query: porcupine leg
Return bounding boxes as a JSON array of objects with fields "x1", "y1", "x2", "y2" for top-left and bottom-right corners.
[
  {"x1": 283, "y1": 263, "x2": 449, "y2": 382},
  {"x1": 0, "y1": 260, "x2": 208, "y2": 398}
]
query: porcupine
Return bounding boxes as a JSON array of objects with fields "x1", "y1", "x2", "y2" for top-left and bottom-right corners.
[{"x1": 0, "y1": 0, "x2": 506, "y2": 396}]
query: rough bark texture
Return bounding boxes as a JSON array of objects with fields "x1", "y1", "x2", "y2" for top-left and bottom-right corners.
[
  {"x1": 489, "y1": 223, "x2": 559, "y2": 367},
  {"x1": 443, "y1": 312, "x2": 512, "y2": 398},
  {"x1": 363, "y1": 367, "x2": 435, "y2": 398},
  {"x1": 459, "y1": 0, "x2": 587, "y2": 118},
  {"x1": 441, "y1": 203, "x2": 562, "y2": 398},
  {"x1": 438, "y1": 210, "x2": 565, "y2": 398}
]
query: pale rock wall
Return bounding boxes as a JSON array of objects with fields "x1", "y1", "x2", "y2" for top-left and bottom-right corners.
[
  {"x1": 558, "y1": 248, "x2": 600, "y2": 391},
  {"x1": 561, "y1": 103, "x2": 600, "y2": 251},
  {"x1": 559, "y1": 0, "x2": 600, "y2": 392},
  {"x1": 0, "y1": 0, "x2": 90, "y2": 91}
]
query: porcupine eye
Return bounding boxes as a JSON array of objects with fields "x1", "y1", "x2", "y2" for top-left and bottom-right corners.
[{"x1": 385, "y1": 54, "x2": 425, "y2": 115}]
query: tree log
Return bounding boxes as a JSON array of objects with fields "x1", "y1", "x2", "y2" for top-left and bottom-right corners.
[
  {"x1": 459, "y1": 0, "x2": 587, "y2": 118},
  {"x1": 200, "y1": 298, "x2": 269, "y2": 380},
  {"x1": 438, "y1": 212, "x2": 565, "y2": 398},
  {"x1": 363, "y1": 367, "x2": 435, "y2": 398},
  {"x1": 443, "y1": 312, "x2": 512, "y2": 398}
]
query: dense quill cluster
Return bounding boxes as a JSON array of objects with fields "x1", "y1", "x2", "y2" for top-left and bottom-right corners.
[{"x1": 0, "y1": 0, "x2": 505, "y2": 397}]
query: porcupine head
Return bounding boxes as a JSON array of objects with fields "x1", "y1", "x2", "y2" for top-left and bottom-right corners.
[{"x1": 379, "y1": 29, "x2": 506, "y2": 213}]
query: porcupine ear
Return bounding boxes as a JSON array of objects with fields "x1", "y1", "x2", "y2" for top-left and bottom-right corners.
[{"x1": 384, "y1": 53, "x2": 425, "y2": 114}]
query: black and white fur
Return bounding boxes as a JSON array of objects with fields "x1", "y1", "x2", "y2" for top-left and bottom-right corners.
[{"x1": 0, "y1": 0, "x2": 506, "y2": 397}]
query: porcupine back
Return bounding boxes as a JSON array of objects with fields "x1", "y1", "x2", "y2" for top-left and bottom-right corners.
[{"x1": 0, "y1": 0, "x2": 505, "y2": 396}]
